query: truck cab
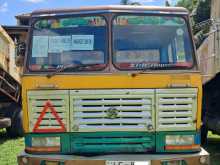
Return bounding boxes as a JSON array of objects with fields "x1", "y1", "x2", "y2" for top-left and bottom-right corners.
[{"x1": 18, "y1": 5, "x2": 209, "y2": 165}]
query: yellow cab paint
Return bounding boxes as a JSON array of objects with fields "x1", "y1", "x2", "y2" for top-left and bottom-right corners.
[{"x1": 22, "y1": 73, "x2": 202, "y2": 132}]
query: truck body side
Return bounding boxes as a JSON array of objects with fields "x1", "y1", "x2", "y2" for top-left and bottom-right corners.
[{"x1": 0, "y1": 25, "x2": 22, "y2": 137}]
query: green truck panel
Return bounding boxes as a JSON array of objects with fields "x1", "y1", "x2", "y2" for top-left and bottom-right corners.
[{"x1": 25, "y1": 131, "x2": 200, "y2": 155}]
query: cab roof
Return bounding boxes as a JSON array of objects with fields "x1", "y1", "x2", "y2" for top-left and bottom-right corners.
[{"x1": 31, "y1": 5, "x2": 189, "y2": 16}]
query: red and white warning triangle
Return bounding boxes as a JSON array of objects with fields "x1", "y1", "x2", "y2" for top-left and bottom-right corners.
[{"x1": 33, "y1": 101, "x2": 66, "y2": 133}]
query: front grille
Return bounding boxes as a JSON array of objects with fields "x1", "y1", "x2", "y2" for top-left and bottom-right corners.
[
  {"x1": 156, "y1": 88, "x2": 197, "y2": 131},
  {"x1": 27, "y1": 90, "x2": 69, "y2": 131},
  {"x1": 27, "y1": 88, "x2": 198, "y2": 133},
  {"x1": 71, "y1": 132, "x2": 155, "y2": 154},
  {"x1": 70, "y1": 89, "x2": 154, "y2": 132}
]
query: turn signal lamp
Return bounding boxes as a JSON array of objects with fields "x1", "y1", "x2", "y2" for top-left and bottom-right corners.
[
  {"x1": 26, "y1": 137, "x2": 60, "y2": 153},
  {"x1": 165, "y1": 135, "x2": 200, "y2": 151}
]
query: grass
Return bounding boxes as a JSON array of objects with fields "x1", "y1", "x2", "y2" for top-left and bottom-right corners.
[
  {"x1": 0, "y1": 129, "x2": 24, "y2": 165},
  {"x1": 0, "y1": 130, "x2": 219, "y2": 165},
  {"x1": 204, "y1": 132, "x2": 220, "y2": 165}
]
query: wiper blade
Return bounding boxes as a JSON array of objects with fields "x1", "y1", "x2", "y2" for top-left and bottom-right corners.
[
  {"x1": 133, "y1": 63, "x2": 192, "y2": 75},
  {"x1": 134, "y1": 64, "x2": 181, "y2": 75},
  {"x1": 46, "y1": 63, "x2": 101, "y2": 78}
]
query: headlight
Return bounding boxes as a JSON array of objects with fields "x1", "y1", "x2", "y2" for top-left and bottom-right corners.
[
  {"x1": 166, "y1": 135, "x2": 194, "y2": 146},
  {"x1": 32, "y1": 137, "x2": 60, "y2": 147},
  {"x1": 26, "y1": 136, "x2": 61, "y2": 153}
]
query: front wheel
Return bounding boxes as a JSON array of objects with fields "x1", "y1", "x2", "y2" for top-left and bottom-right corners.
[
  {"x1": 201, "y1": 124, "x2": 208, "y2": 145},
  {"x1": 6, "y1": 106, "x2": 24, "y2": 137}
]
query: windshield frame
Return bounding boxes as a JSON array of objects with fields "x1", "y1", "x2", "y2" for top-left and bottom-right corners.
[
  {"x1": 24, "y1": 11, "x2": 198, "y2": 75},
  {"x1": 111, "y1": 13, "x2": 197, "y2": 71},
  {"x1": 25, "y1": 13, "x2": 109, "y2": 73}
]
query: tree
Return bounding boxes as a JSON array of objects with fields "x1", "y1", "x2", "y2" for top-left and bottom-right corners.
[
  {"x1": 176, "y1": 0, "x2": 210, "y2": 22},
  {"x1": 194, "y1": 0, "x2": 211, "y2": 24},
  {"x1": 120, "y1": 0, "x2": 130, "y2": 5},
  {"x1": 120, "y1": 0, "x2": 141, "y2": 5},
  {"x1": 165, "y1": 0, "x2": 171, "y2": 6},
  {"x1": 176, "y1": 0, "x2": 198, "y2": 12},
  {"x1": 176, "y1": 0, "x2": 211, "y2": 34},
  {"x1": 130, "y1": 2, "x2": 141, "y2": 5}
]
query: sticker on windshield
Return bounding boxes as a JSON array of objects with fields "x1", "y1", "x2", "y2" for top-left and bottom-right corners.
[
  {"x1": 177, "y1": 52, "x2": 186, "y2": 62},
  {"x1": 32, "y1": 36, "x2": 49, "y2": 57},
  {"x1": 48, "y1": 36, "x2": 72, "y2": 53},
  {"x1": 176, "y1": 28, "x2": 184, "y2": 36},
  {"x1": 72, "y1": 35, "x2": 94, "y2": 50}
]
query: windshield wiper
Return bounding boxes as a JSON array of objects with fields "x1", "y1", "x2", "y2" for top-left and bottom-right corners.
[
  {"x1": 46, "y1": 63, "x2": 101, "y2": 78},
  {"x1": 131, "y1": 63, "x2": 192, "y2": 77},
  {"x1": 132, "y1": 64, "x2": 181, "y2": 76}
]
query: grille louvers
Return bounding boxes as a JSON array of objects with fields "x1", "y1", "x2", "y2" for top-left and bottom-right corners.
[
  {"x1": 70, "y1": 89, "x2": 154, "y2": 132},
  {"x1": 156, "y1": 89, "x2": 197, "y2": 131},
  {"x1": 27, "y1": 88, "x2": 198, "y2": 132},
  {"x1": 71, "y1": 132, "x2": 155, "y2": 154},
  {"x1": 28, "y1": 90, "x2": 69, "y2": 131}
]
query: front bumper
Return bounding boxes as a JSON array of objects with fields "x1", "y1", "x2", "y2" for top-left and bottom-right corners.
[
  {"x1": 25, "y1": 131, "x2": 201, "y2": 155},
  {"x1": 17, "y1": 148, "x2": 209, "y2": 165}
]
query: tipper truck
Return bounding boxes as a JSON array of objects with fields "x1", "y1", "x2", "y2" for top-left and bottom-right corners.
[
  {"x1": 17, "y1": 5, "x2": 209, "y2": 165},
  {"x1": 0, "y1": 25, "x2": 22, "y2": 137},
  {"x1": 195, "y1": 0, "x2": 220, "y2": 143}
]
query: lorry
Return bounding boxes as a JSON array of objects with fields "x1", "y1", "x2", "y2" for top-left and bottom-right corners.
[
  {"x1": 0, "y1": 25, "x2": 22, "y2": 137},
  {"x1": 195, "y1": 0, "x2": 220, "y2": 143},
  {"x1": 16, "y1": 5, "x2": 209, "y2": 165}
]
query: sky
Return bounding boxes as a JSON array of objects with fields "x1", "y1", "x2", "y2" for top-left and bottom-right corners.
[{"x1": 0, "y1": 0, "x2": 177, "y2": 25}]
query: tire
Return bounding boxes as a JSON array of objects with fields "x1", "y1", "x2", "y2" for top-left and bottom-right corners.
[
  {"x1": 201, "y1": 124, "x2": 208, "y2": 145},
  {"x1": 6, "y1": 104, "x2": 24, "y2": 137}
]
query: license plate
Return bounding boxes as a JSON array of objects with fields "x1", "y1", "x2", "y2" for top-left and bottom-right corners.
[{"x1": 106, "y1": 161, "x2": 151, "y2": 165}]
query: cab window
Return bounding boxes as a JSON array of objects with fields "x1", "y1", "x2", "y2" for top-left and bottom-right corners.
[
  {"x1": 113, "y1": 15, "x2": 194, "y2": 70},
  {"x1": 29, "y1": 16, "x2": 107, "y2": 72}
]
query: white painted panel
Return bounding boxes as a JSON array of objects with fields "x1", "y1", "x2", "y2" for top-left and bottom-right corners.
[
  {"x1": 156, "y1": 88, "x2": 197, "y2": 131},
  {"x1": 74, "y1": 99, "x2": 151, "y2": 105},
  {"x1": 74, "y1": 111, "x2": 151, "y2": 118},
  {"x1": 75, "y1": 118, "x2": 151, "y2": 124},
  {"x1": 73, "y1": 105, "x2": 152, "y2": 112},
  {"x1": 70, "y1": 89, "x2": 154, "y2": 132}
]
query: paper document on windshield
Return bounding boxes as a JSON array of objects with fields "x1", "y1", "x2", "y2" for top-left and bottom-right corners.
[
  {"x1": 49, "y1": 35, "x2": 72, "y2": 53},
  {"x1": 72, "y1": 35, "x2": 94, "y2": 50},
  {"x1": 32, "y1": 36, "x2": 49, "y2": 57}
]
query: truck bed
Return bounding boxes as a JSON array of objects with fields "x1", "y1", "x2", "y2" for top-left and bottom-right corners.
[{"x1": 0, "y1": 67, "x2": 21, "y2": 103}]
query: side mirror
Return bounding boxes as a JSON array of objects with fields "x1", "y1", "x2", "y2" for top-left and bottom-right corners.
[{"x1": 15, "y1": 42, "x2": 26, "y2": 67}]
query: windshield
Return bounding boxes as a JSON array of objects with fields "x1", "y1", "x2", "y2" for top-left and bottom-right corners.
[
  {"x1": 28, "y1": 16, "x2": 107, "y2": 72},
  {"x1": 113, "y1": 15, "x2": 194, "y2": 70}
]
